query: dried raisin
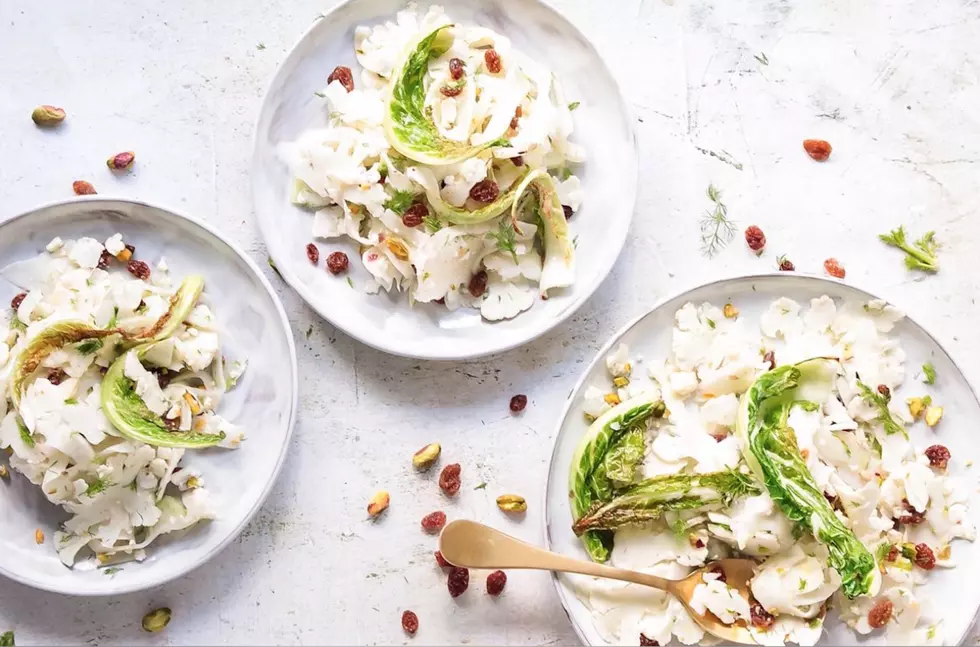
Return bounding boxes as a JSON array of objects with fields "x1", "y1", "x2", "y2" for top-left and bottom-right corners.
[
  {"x1": 639, "y1": 634, "x2": 659, "y2": 646},
  {"x1": 47, "y1": 369, "x2": 67, "y2": 385},
  {"x1": 97, "y1": 250, "x2": 113, "y2": 270},
  {"x1": 440, "y1": 83, "x2": 464, "y2": 97},
  {"x1": 421, "y1": 511, "x2": 447, "y2": 533},
  {"x1": 306, "y1": 243, "x2": 319, "y2": 265},
  {"x1": 486, "y1": 570, "x2": 507, "y2": 596},
  {"x1": 562, "y1": 205, "x2": 574, "y2": 219},
  {"x1": 402, "y1": 203, "x2": 428, "y2": 228},
  {"x1": 449, "y1": 58, "x2": 465, "y2": 80},
  {"x1": 326, "y1": 251, "x2": 349, "y2": 275},
  {"x1": 512, "y1": 155, "x2": 524, "y2": 167},
  {"x1": 877, "y1": 384, "x2": 890, "y2": 399},
  {"x1": 127, "y1": 260, "x2": 151, "y2": 280},
  {"x1": 709, "y1": 565, "x2": 727, "y2": 583},
  {"x1": 803, "y1": 139, "x2": 833, "y2": 162},
  {"x1": 447, "y1": 566, "x2": 469, "y2": 598},
  {"x1": 896, "y1": 499, "x2": 925, "y2": 525},
  {"x1": 401, "y1": 610, "x2": 418, "y2": 636},
  {"x1": 509, "y1": 106, "x2": 522, "y2": 131},
  {"x1": 73, "y1": 180, "x2": 96, "y2": 195},
  {"x1": 11, "y1": 292, "x2": 27, "y2": 310},
  {"x1": 484, "y1": 48, "x2": 502, "y2": 73},
  {"x1": 886, "y1": 545, "x2": 899, "y2": 562},
  {"x1": 469, "y1": 179, "x2": 500, "y2": 203},
  {"x1": 434, "y1": 550, "x2": 451, "y2": 568},
  {"x1": 867, "y1": 599, "x2": 893, "y2": 628},
  {"x1": 439, "y1": 463, "x2": 461, "y2": 496},
  {"x1": 468, "y1": 270, "x2": 488, "y2": 298},
  {"x1": 745, "y1": 225, "x2": 766, "y2": 254},
  {"x1": 763, "y1": 350, "x2": 776, "y2": 370},
  {"x1": 824, "y1": 258, "x2": 845, "y2": 279},
  {"x1": 924, "y1": 444, "x2": 950, "y2": 470},
  {"x1": 509, "y1": 394, "x2": 527, "y2": 413},
  {"x1": 750, "y1": 601, "x2": 774, "y2": 629},
  {"x1": 777, "y1": 255, "x2": 795, "y2": 271},
  {"x1": 914, "y1": 543, "x2": 936, "y2": 570},
  {"x1": 328, "y1": 65, "x2": 354, "y2": 92}
]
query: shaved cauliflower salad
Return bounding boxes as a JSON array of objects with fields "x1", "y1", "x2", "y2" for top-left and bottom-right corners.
[
  {"x1": 568, "y1": 296, "x2": 972, "y2": 645},
  {"x1": 0, "y1": 234, "x2": 246, "y2": 568},
  {"x1": 279, "y1": 4, "x2": 582, "y2": 321}
]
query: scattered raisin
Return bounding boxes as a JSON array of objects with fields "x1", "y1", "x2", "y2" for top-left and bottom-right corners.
[
  {"x1": 447, "y1": 566, "x2": 469, "y2": 598},
  {"x1": 867, "y1": 599, "x2": 893, "y2": 629},
  {"x1": 639, "y1": 635, "x2": 659, "y2": 646},
  {"x1": 924, "y1": 444, "x2": 950, "y2": 470},
  {"x1": 434, "y1": 550, "x2": 451, "y2": 568},
  {"x1": 777, "y1": 255, "x2": 795, "y2": 271},
  {"x1": 486, "y1": 570, "x2": 507, "y2": 596},
  {"x1": 421, "y1": 511, "x2": 447, "y2": 533},
  {"x1": 745, "y1": 225, "x2": 766, "y2": 254},
  {"x1": 885, "y1": 545, "x2": 899, "y2": 562},
  {"x1": 127, "y1": 260, "x2": 151, "y2": 280},
  {"x1": 328, "y1": 65, "x2": 354, "y2": 92},
  {"x1": 154, "y1": 368, "x2": 172, "y2": 389},
  {"x1": 914, "y1": 543, "x2": 936, "y2": 570},
  {"x1": 708, "y1": 565, "x2": 727, "y2": 584},
  {"x1": 824, "y1": 258, "x2": 845, "y2": 279},
  {"x1": 750, "y1": 601, "x2": 775, "y2": 629},
  {"x1": 896, "y1": 499, "x2": 925, "y2": 525},
  {"x1": 72, "y1": 180, "x2": 96, "y2": 195},
  {"x1": 11, "y1": 292, "x2": 27, "y2": 310},
  {"x1": 97, "y1": 250, "x2": 113, "y2": 270},
  {"x1": 449, "y1": 58, "x2": 465, "y2": 80},
  {"x1": 710, "y1": 432, "x2": 728, "y2": 443},
  {"x1": 468, "y1": 270, "x2": 488, "y2": 298},
  {"x1": 484, "y1": 48, "x2": 502, "y2": 74},
  {"x1": 509, "y1": 394, "x2": 527, "y2": 412},
  {"x1": 401, "y1": 610, "x2": 419, "y2": 636},
  {"x1": 763, "y1": 350, "x2": 776, "y2": 370},
  {"x1": 402, "y1": 202, "x2": 428, "y2": 228},
  {"x1": 306, "y1": 243, "x2": 320, "y2": 265},
  {"x1": 469, "y1": 179, "x2": 500, "y2": 203},
  {"x1": 440, "y1": 83, "x2": 464, "y2": 97},
  {"x1": 47, "y1": 369, "x2": 67, "y2": 385},
  {"x1": 326, "y1": 251, "x2": 349, "y2": 275},
  {"x1": 509, "y1": 106, "x2": 522, "y2": 131},
  {"x1": 125, "y1": 243, "x2": 136, "y2": 257},
  {"x1": 439, "y1": 463, "x2": 462, "y2": 496},
  {"x1": 877, "y1": 384, "x2": 890, "y2": 399},
  {"x1": 803, "y1": 139, "x2": 833, "y2": 162},
  {"x1": 512, "y1": 155, "x2": 524, "y2": 167},
  {"x1": 562, "y1": 205, "x2": 574, "y2": 220}
]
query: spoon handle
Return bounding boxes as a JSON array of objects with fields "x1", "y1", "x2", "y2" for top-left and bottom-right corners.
[{"x1": 439, "y1": 520, "x2": 672, "y2": 591}]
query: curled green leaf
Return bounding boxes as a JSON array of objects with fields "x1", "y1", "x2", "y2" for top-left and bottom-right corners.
[
  {"x1": 736, "y1": 357, "x2": 877, "y2": 599},
  {"x1": 512, "y1": 169, "x2": 574, "y2": 295},
  {"x1": 384, "y1": 25, "x2": 507, "y2": 165},
  {"x1": 122, "y1": 275, "x2": 204, "y2": 348},
  {"x1": 406, "y1": 164, "x2": 530, "y2": 226}
]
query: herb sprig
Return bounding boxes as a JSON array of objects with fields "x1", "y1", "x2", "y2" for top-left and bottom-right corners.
[
  {"x1": 700, "y1": 184, "x2": 736, "y2": 257},
  {"x1": 879, "y1": 226, "x2": 939, "y2": 272},
  {"x1": 488, "y1": 219, "x2": 519, "y2": 264},
  {"x1": 856, "y1": 381, "x2": 906, "y2": 438}
]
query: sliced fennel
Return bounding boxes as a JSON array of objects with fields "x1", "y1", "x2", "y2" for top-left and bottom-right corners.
[
  {"x1": 406, "y1": 164, "x2": 530, "y2": 225},
  {"x1": 511, "y1": 169, "x2": 574, "y2": 296}
]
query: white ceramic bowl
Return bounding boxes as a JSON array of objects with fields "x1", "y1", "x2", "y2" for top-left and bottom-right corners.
[
  {"x1": 252, "y1": 0, "x2": 636, "y2": 360},
  {"x1": 544, "y1": 273, "x2": 980, "y2": 645},
  {"x1": 0, "y1": 198, "x2": 298, "y2": 595}
]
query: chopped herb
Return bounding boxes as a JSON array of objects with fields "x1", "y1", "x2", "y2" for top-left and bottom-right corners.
[
  {"x1": 706, "y1": 318, "x2": 716, "y2": 329},
  {"x1": 879, "y1": 226, "x2": 939, "y2": 272},
  {"x1": 305, "y1": 325, "x2": 313, "y2": 339},
  {"x1": 256, "y1": 43, "x2": 266, "y2": 50},
  {"x1": 422, "y1": 271, "x2": 431, "y2": 281},
  {"x1": 267, "y1": 256, "x2": 282, "y2": 277},
  {"x1": 346, "y1": 277, "x2": 354, "y2": 289},
  {"x1": 76, "y1": 338, "x2": 104, "y2": 355},
  {"x1": 798, "y1": 578, "x2": 807, "y2": 591},
  {"x1": 573, "y1": 234, "x2": 579, "y2": 249},
  {"x1": 754, "y1": 52, "x2": 769, "y2": 65},
  {"x1": 700, "y1": 184, "x2": 736, "y2": 257},
  {"x1": 422, "y1": 215, "x2": 443, "y2": 232},
  {"x1": 314, "y1": 91, "x2": 327, "y2": 98},
  {"x1": 926, "y1": 625, "x2": 937, "y2": 640},
  {"x1": 568, "y1": 101, "x2": 581, "y2": 111},
  {"x1": 922, "y1": 363, "x2": 936, "y2": 385},
  {"x1": 16, "y1": 417, "x2": 34, "y2": 448},
  {"x1": 488, "y1": 219, "x2": 519, "y2": 264},
  {"x1": 85, "y1": 478, "x2": 110, "y2": 497},
  {"x1": 383, "y1": 189, "x2": 417, "y2": 216},
  {"x1": 856, "y1": 380, "x2": 906, "y2": 437},
  {"x1": 64, "y1": 398, "x2": 78, "y2": 405},
  {"x1": 560, "y1": 166, "x2": 573, "y2": 181},
  {"x1": 103, "y1": 567, "x2": 123, "y2": 577},
  {"x1": 808, "y1": 618, "x2": 821, "y2": 629},
  {"x1": 474, "y1": 482, "x2": 488, "y2": 491}
]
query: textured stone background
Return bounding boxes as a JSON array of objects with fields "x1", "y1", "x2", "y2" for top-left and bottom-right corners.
[{"x1": 1, "y1": 0, "x2": 979, "y2": 644}]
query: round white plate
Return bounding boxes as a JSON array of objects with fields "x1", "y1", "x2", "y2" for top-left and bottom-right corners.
[
  {"x1": 543, "y1": 273, "x2": 980, "y2": 645},
  {"x1": 252, "y1": 0, "x2": 636, "y2": 360},
  {"x1": 0, "y1": 198, "x2": 298, "y2": 595}
]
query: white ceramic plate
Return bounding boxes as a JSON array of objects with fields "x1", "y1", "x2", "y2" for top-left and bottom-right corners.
[
  {"x1": 252, "y1": 0, "x2": 636, "y2": 360},
  {"x1": 0, "y1": 198, "x2": 298, "y2": 595},
  {"x1": 544, "y1": 273, "x2": 980, "y2": 645}
]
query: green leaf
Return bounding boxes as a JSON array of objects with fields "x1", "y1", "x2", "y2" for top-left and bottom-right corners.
[
  {"x1": 511, "y1": 169, "x2": 574, "y2": 296},
  {"x1": 573, "y1": 469, "x2": 758, "y2": 534},
  {"x1": 107, "y1": 306, "x2": 119, "y2": 330},
  {"x1": 879, "y1": 225, "x2": 939, "y2": 272},
  {"x1": 706, "y1": 318, "x2": 716, "y2": 329},
  {"x1": 384, "y1": 25, "x2": 507, "y2": 165},
  {"x1": 103, "y1": 567, "x2": 123, "y2": 577},
  {"x1": 423, "y1": 215, "x2": 442, "y2": 232},
  {"x1": 0, "y1": 631, "x2": 13, "y2": 646},
  {"x1": 85, "y1": 478, "x2": 110, "y2": 497},
  {"x1": 736, "y1": 358, "x2": 877, "y2": 599},
  {"x1": 474, "y1": 482, "x2": 488, "y2": 491},
  {"x1": 382, "y1": 189, "x2": 417, "y2": 216},
  {"x1": 569, "y1": 397, "x2": 664, "y2": 561},
  {"x1": 122, "y1": 275, "x2": 205, "y2": 349},
  {"x1": 602, "y1": 428, "x2": 645, "y2": 489},
  {"x1": 16, "y1": 416, "x2": 34, "y2": 448},
  {"x1": 64, "y1": 398, "x2": 78, "y2": 405},
  {"x1": 922, "y1": 362, "x2": 936, "y2": 385},
  {"x1": 101, "y1": 348, "x2": 225, "y2": 448}
]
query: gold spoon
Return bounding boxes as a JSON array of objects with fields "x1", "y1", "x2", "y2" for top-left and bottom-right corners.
[{"x1": 439, "y1": 520, "x2": 759, "y2": 645}]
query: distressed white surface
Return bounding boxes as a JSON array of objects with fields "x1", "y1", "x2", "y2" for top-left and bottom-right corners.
[{"x1": 1, "y1": 0, "x2": 979, "y2": 644}]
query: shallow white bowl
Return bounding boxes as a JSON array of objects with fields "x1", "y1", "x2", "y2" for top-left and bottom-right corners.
[
  {"x1": 0, "y1": 198, "x2": 298, "y2": 595},
  {"x1": 544, "y1": 273, "x2": 980, "y2": 645},
  {"x1": 252, "y1": 0, "x2": 636, "y2": 360}
]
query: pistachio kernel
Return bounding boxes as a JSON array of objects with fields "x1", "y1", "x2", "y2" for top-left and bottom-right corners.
[
  {"x1": 603, "y1": 393, "x2": 621, "y2": 406},
  {"x1": 367, "y1": 490, "x2": 390, "y2": 518},
  {"x1": 652, "y1": 401, "x2": 668, "y2": 418},
  {"x1": 496, "y1": 494, "x2": 527, "y2": 513},
  {"x1": 0, "y1": 465, "x2": 8, "y2": 479},
  {"x1": 612, "y1": 376, "x2": 629, "y2": 388},
  {"x1": 32, "y1": 105, "x2": 66, "y2": 126},
  {"x1": 34, "y1": 528, "x2": 45, "y2": 544},
  {"x1": 925, "y1": 406, "x2": 944, "y2": 428},
  {"x1": 907, "y1": 397, "x2": 925, "y2": 420},
  {"x1": 107, "y1": 151, "x2": 136, "y2": 171},
  {"x1": 412, "y1": 443, "x2": 441, "y2": 470},
  {"x1": 142, "y1": 608, "x2": 172, "y2": 633},
  {"x1": 723, "y1": 303, "x2": 738, "y2": 319}
]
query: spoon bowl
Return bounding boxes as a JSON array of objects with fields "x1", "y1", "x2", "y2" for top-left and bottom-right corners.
[{"x1": 439, "y1": 520, "x2": 758, "y2": 645}]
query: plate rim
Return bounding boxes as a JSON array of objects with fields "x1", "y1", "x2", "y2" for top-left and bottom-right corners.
[
  {"x1": 249, "y1": 0, "x2": 639, "y2": 361},
  {"x1": 541, "y1": 270, "x2": 980, "y2": 646},
  {"x1": 0, "y1": 195, "x2": 300, "y2": 596}
]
